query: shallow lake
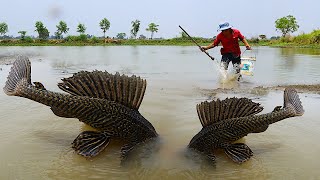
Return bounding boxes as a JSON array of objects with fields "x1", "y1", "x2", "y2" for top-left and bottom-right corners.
[{"x1": 0, "y1": 46, "x2": 320, "y2": 179}]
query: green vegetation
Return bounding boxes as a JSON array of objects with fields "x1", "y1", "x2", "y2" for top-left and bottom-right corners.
[
  {"x1": 146, "y1": 23, "x2": 159, "y2": 39},
  {"x1": 18, "y1": 31, "x2": 27, "y2": 40},
  {"x1": 99, "y1": 18, "x2": 110, "y2": 39},
  {"x1": 181, "y1": 31, "x2": 188, "y2": 38},
  {"x1": 139, "y1": 34, "x2": 146, "y2": 39},
  {"x1": 55, "y1": 21, "x2": 69, "y2": 39},
  {"x1": 259, "y1": 35, "x2": 266, "y2": 39},
  {"x1": 35, "y1": 21, "x2": 49, "y2": 39},
  {"x1": 131, "y1": 20, "x2": 140, "y2": 39},
  {"x1": 116, "y1": 33, "x2": 126, "y2": 39},
  {"x1": 77, "y1": 23, "x2": 86, "y2": 35},
  {"x1": 268, "y1": 30, "x2": 320, "y2": 48},
  {"x1": 1, "y1": 30, "x2": 320, "y2": 48},
  {"x1": 0, "y1": 36, "x2": 212, "y2": 46},
  {"x1": 0, "y1": 22, "x2": 9, "y2": 37},
  {"x1": 291, "y1": 30, "x2": 320, "y2": 44},
  {"x1": 275, "y1": 15, "x2": 299, "y2": 37},
  {"x1": 0, "y1": 14, "x2": 319, "y2": 48},
  {"x1": 239, "y1": 30, "x2": 320, "y2": 48}
]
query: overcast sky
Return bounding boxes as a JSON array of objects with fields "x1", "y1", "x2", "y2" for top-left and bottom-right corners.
[{"x1": 1, "y1": 0, "x2": 319, "y2": 38}]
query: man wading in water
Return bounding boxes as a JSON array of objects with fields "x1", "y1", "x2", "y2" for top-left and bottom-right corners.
[{"x1": 201, "y1": 22, "x2": 251, "y2": 81}]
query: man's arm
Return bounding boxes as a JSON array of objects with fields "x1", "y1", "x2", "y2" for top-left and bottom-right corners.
[
  {"x1": 238, "y1": 31, "x2": 251, "y2": 50},
  {"x1": 201, "y1": 42, "x2": 216, "y2": 51},
  {"x1": 200, "y1": 36, "x2": 220, "y2": 51},
  {"x1": 241, "y1": 38, "x2": 251, "y2": 50}
]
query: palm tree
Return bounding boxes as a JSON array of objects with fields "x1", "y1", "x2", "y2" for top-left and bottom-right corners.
[
  {"x1": 55, "y1": 21, "x2": 69, "y2": 39},
  {"x1": 131, "y1": 20, "x2": 140, "y2": 39},
  {"x1": 77, "y1": 23, "x2": 86, "y2": 35}
]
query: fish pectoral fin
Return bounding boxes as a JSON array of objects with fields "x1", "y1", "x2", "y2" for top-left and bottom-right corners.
[
  {"x1": 272, "y1": 106, "x2": 282, "y2": 112},
  {"x1": 72, "y1": 131, "x2": 111, "y2": 158},
  {"x1": 224, "y1": 143, "x2": 253, "y2": 164},
  {"x1": 252, "y1": 125, "x2": 269, "y2": 133},
  {"x1": 51, "y1": 107, "x2": 74, "y2": 118},
  {"x1": 33, "y1": 81, "x2": 46, "y2": 90}
]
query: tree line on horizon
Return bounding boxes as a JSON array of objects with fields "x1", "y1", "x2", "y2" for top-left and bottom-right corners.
[
  {"x1": 0, "y1": 15, "x2": 304, "y2": 41},
  {"x1": 0, "y1": 18, "x2": 160, "y2": 40}
]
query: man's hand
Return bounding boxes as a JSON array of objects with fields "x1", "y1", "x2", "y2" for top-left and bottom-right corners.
[
  {"x1": 200, "y1": 46, "x2": 207, "y2": 52},
  {"x1": 242, "y1": 38, "x2": 251, "y2": 50}
]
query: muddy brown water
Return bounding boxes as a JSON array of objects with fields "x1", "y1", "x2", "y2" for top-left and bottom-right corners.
[{"x1": 0, "y1": 46, "x2": 320, "y2": 179}]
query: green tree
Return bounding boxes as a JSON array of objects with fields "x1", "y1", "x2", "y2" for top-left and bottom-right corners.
[
  {"x1": 77, "y1": 23, "x2": 86, "y2": 35},
  {"x1": 0, "y1": 22, "x2": 9, "y2": 37},
  {"x1": 139, "y1": 34, "x2": 146, "y2": 39},
  {"x1": 18, "y1": 31, "x2": 27, "y2": 40},
  {"x1": 259, "y1": 34, "x2": 266, "y2": 39},
  {"x1": 55, "y1": 21, "x2": 69, "y2": 39},
  {"x1": 146, "y1": 23, "x2": 159, "y2": 39},
  {"x1": 116, "y1": 33, "x2": 126, "y2": 39},
  {"x1": 275, "y1": 15, "x2": 299, "y2": 37},
  {"x1": 131, "y1": 20, "x2": 140, "y2": 39},
  {"x1": 35, "y1": 21, "x2": 49, "y2": 39},
  {"x1": 99, "y1": 18, "x2": 110, "y2": 39},
  {"x1": 180, "y1": 31, "x2": 188, "y2": 38},
  {"x1": 54, "y1": 31, "x2": 62, "y2": 39},
  {"x1": 270, "y1": 36, "x2": 280, "y2": 40}
]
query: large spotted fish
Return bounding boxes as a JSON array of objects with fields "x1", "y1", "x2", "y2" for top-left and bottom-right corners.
[
  {"x1": 3, "y1": 56, "x2": 158, "y2": 158},
  {"x1": 188, "y1": 89, "x2": 304, "y2": 163}
]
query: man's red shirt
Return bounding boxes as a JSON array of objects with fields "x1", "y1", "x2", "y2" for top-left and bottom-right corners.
[{"x1": 213, "y1": 28, "x2": 244, "y2": 57}]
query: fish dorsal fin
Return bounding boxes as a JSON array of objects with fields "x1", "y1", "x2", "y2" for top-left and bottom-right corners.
[
  {"x1": 58, "y1": 70, "x2": 147, "y2": 110},
  {"x1": 196, "y1": 97, "x2": 264, "y2": 127}
]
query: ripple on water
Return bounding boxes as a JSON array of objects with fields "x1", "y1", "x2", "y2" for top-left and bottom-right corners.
[{"x1": 45, "y1": 145, "x2": 125, "y2": 179}]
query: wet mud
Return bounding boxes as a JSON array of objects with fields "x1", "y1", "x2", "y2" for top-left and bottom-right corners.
[{"x1": 199, "y1": 84, "x2": 320, "y2": 97}]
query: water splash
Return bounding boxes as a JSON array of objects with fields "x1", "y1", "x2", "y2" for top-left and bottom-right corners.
[{"x1": 212, "y1": 60, "x2": 239, "y2": 89}]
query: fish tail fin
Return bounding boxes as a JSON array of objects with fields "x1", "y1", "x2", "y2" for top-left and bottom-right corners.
[
  {"x1": 283, "y1": 88, "x2": 304, "y2": 116},
  {"x1": 3, "y1": 56, "x2": 31, "y2": 96}
]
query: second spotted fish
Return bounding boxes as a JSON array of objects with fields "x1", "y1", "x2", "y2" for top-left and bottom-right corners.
[{"x1": 188, "y1": 89, "x2": 304, "y2": 164}]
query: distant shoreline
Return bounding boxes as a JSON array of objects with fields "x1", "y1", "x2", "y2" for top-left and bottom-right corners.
[
  {"x1": 0, "y1": 38, "x2": 212, "y2": 47},
  {"x1": 0, "y1": 39, "x2": 319, "y2": 49}
]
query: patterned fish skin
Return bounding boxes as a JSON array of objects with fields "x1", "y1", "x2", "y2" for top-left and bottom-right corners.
[
  {"x1": 189, "y1": 107, "x2": 294, "y2": 154},
  {"x1": 188, "y1": 88, "x2": 304, "y2": 163},
  {"x1": 19, "y1": 84, "x2": 158, "y2": 141},
  {"x1": 4, "y1": 56, "x2": 159, "y2": 159}
]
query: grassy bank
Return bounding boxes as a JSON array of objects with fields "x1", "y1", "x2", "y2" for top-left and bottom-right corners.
[
  {"x1": 0, "y1": 38, "x2": 275, "y2": 47},
  {"x1": 1, "y1": 30, "x2": 320, "y2": 48},
  {"x1": 0, "y1": 36, "x2": 213, "y2": 46},
  {"x1": 0, "y1": 36, "x2": 274, "y2": 46},
  {"x1": 259, "y1": 30, "x2": 320, "y2": 48}
]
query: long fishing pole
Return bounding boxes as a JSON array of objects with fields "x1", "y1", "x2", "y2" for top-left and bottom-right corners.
[{"x1": 179, "y1": 25, "x2": 215, "y2": 61}]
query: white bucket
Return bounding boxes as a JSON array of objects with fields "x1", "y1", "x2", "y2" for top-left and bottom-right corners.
[{"x1": 240, "y1": 56, "x2": 256, "y2": 76}]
